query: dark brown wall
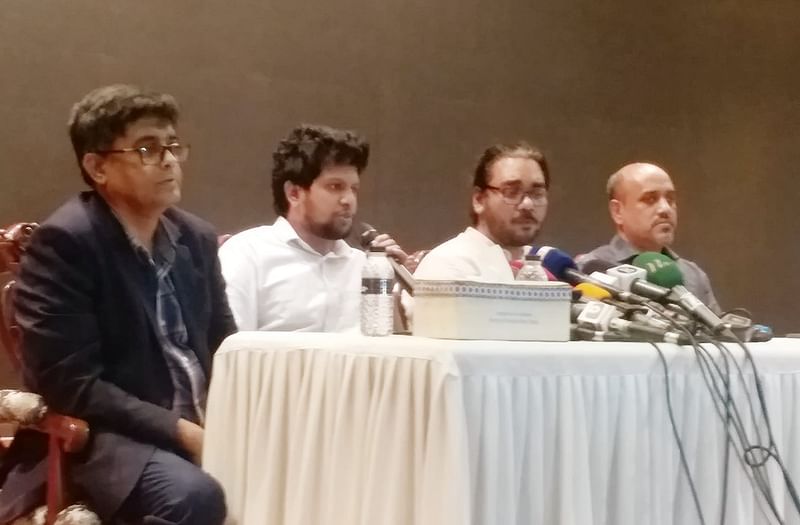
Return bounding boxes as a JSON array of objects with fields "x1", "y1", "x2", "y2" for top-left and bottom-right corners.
[{"x1": 0, "y1": 1, "x2": 798, "y2": 381}]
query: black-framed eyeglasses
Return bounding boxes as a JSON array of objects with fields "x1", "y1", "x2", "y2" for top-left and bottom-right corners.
[
  {"x1": 485, "y1": 184, "x2": 548, "y2": 206},
  {"x1": 97, "y1": 143, "x2": 190, "y2": 165}
]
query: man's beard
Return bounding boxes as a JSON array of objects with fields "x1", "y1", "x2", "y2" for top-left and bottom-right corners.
[
  {"x1": 486, "y1": 213, "x2": 541, "y2": 248},
  {"x1": 310, "y1": 217, "x2": 353, "y2": 241}
]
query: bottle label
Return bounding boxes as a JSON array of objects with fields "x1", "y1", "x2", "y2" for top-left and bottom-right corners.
[{"x1": 362, "y1": 277, "x2": 393, "y2": 295}]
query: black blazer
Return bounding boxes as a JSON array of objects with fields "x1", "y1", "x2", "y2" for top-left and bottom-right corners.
[{"x1": 0, "y1": 191, "x2": 237, "y2": 522}]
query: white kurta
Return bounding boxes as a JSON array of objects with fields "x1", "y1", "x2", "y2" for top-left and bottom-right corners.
[{"x1": 414, "y1": 227, "x2": 518, "y2": 282}]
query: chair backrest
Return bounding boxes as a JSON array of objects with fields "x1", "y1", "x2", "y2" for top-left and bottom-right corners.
[{"x1": 0, "y1": 223, "x2": 38, "y2": 372}]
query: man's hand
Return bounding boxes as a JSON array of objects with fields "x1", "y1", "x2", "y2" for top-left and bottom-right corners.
[
  {"x1": 176, "y1": 418, "x2": 204, "y2": 464},
  {"x1": 370, "y1": 233, "x2": 409, "y2": 264}
]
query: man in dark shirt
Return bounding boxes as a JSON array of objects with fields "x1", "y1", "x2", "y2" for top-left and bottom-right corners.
[
  {"x1": 579, "y1": 162, "x2": 720, "y2": 312},
  {"x1": 0, "y1": 84, "x2": 236, "y2": 524}
]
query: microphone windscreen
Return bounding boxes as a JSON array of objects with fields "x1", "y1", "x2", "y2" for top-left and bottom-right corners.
[
  {"x1": 534, "y1": 246, "x2": 577, "y2": 281},
  {"x1": 575, "y1": 282, "x2": 613, "y2": 301},
  {"x1": 580, "y1": 258, "x2": 616, "y2": 275},
  {"x1": 632, "y1": 252, "x2": 684, "y2": 288}
]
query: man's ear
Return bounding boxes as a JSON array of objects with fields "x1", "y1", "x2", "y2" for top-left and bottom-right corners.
[
  {"x1": 81, "y1": 153, "x2": 107, "y2": 186},
  {"x1": 472, "y1": 187, "x2": 486, "y2": 217},
  {"x1": 609, "y1": 199, "x2": 623, "y2": 226},
  {"x1": 284, "y1": 180, "x2": 302, "y2": 206}
]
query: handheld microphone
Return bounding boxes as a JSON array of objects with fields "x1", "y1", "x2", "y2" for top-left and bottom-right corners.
[{"x1": 360, "y1": 224, "x2": 416, "y2": 294}]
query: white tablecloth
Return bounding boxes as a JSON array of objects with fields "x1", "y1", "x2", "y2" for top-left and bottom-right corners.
[{"x1": 203, "y1": 332, "x2": 800, "y2": 525}]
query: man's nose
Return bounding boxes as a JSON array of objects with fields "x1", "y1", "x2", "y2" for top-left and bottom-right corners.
[
  {"x1": 161, "y1": 148, "x2": 179, "y2": 167},
  {"x1": 656, "y1": 197, "x2": 673, "y2": 214},
  {"x1": 340, "y1": 188, "x2": 357, "y2": 207},
  {"x1": 517, "y1": 194, "x2": 535, "y2": 210}
]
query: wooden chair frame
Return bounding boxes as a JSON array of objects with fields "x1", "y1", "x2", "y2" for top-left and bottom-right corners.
[{"x1": 1, "y1": 223, "x2": 91, "y2": 525}]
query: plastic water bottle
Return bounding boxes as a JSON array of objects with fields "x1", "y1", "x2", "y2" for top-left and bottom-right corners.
[
  {"x1": 516, "y1": 254, "x2": 549, "y2": 282},
  {"x1": 361, "y1": 246, "x2": 394, "y2": 336}
]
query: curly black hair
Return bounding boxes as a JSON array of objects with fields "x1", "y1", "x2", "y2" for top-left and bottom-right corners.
[
  {"x1": 68, "y1": 84, "x2": 179, "y2": 186},
  {"x1": 272, "y1": 124, "x2": 369, "y2": 216}
]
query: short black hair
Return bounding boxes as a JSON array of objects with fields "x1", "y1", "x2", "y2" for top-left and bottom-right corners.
[
  {"x1": 68, "y1": 84, "x2": 179, "y2": 186},
  {"x1": 271, "y1": 124, "x2": 369, "y2": 216},
  {"x1": 470, "y1": 141, "x2": 550, "y2": 223}
]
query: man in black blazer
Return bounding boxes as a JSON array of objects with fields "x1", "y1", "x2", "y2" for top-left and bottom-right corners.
[{"x1": 0, "y1": 85, "x2": 237, "y2": 524}]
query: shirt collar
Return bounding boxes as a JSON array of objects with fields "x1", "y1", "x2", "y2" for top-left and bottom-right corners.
[
  {"x1": 463, "y1": 227, "x2": 530, "y2": 261},
  {"x1": 110, "y1": 209, "x2": 178, "y2": 267},
  {"x1": 463, "y1": 227, "x2": 500, "y2": 248},
  {"x1": 610, "y1": 234, "x2": 679, "y2": 262},
  {"x1": 273, "y1": 216, "x2": 353, "y2": 257}
]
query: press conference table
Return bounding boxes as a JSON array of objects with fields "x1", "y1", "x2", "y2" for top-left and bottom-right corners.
[{"x1": 202, "y1": 332, "x2": 800, "y2": 525}]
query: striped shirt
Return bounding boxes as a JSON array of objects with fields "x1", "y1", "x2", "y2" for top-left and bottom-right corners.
[{"x1": 117, "y1": 215, "x2": 207, "y2": 425}]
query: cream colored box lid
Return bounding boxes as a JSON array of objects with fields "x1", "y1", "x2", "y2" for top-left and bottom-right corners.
[{"x1": 414, "y1": 279, "x2": 572, "y2": 301}]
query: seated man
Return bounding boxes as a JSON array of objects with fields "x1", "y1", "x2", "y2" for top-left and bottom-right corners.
[
  {"x1": 415, "y1": 142, "x2": 550, "y2": 281},
  {"x1": 219, "y1": 124, "x2": 406, "y2": 332},
  {"x1": 579, "y1": 162, "x2": 721, "y2": 312},
  {"x1": 0, "y1": 85, "x2": 236, "y2": 524}
]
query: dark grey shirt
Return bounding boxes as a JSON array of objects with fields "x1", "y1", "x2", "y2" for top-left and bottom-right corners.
[{"x1": 578, "y1": 234, "x2": 721, "y2": 314}]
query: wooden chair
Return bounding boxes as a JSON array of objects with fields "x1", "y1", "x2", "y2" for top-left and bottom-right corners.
[{"x1": 0, "y1": 223, "x2": 98, "y2": 525}]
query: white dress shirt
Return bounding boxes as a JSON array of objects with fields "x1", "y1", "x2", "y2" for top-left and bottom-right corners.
[
  {"x1": 413, "y1": 227, "x2": 518, "y2": 282},
  {"x1": 219, "y1": 217, "x2": 365, "y2": 332}
]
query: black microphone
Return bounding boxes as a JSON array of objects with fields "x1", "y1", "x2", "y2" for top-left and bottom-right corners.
[
  {"x1": 359, "y1": 224, "x2": 416, "y2": 294},
  {"x1": 358, "y1": 224, "x2": 380, "y2": 249}
]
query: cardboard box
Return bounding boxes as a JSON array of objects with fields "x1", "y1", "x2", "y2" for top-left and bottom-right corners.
[{"x1": 413, "y1": 280, "x2": 571, "y2": 341}]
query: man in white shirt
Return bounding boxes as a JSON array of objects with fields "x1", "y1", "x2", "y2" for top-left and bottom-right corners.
[
  {"x1": 415, "y1": 142, "x2": 550, "y2": 282},
  {"x1": 219, "y1": 124, "x2": 405, "y2": 331}
]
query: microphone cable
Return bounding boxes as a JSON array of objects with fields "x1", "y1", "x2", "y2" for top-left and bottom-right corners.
[
  {"x1": 730, "y1": 336, "x2": 800, "y2": 518},
  {"x1": 646, "y1": 301, "x2": 788, "y2": 523},
  {"x1": 649, "y1": 339, "x2": 708, "y2": 525},
  {"x1": 695, "y1": 337, "x2": 781, "y2": 523},
  {"x1": 695, "y1": 332, "x2": 793, "y2": 523}
]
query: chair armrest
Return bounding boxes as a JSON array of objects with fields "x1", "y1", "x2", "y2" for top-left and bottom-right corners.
[
  {"x1": 0, "y1": 390, "x2": 90, "y2": 453},
  {"x1": 0, "y1": 390, "x2": 46, "y2": 425},
  {"x1": 32, "y1": 413, "x2": 90, "y2": 453}
]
